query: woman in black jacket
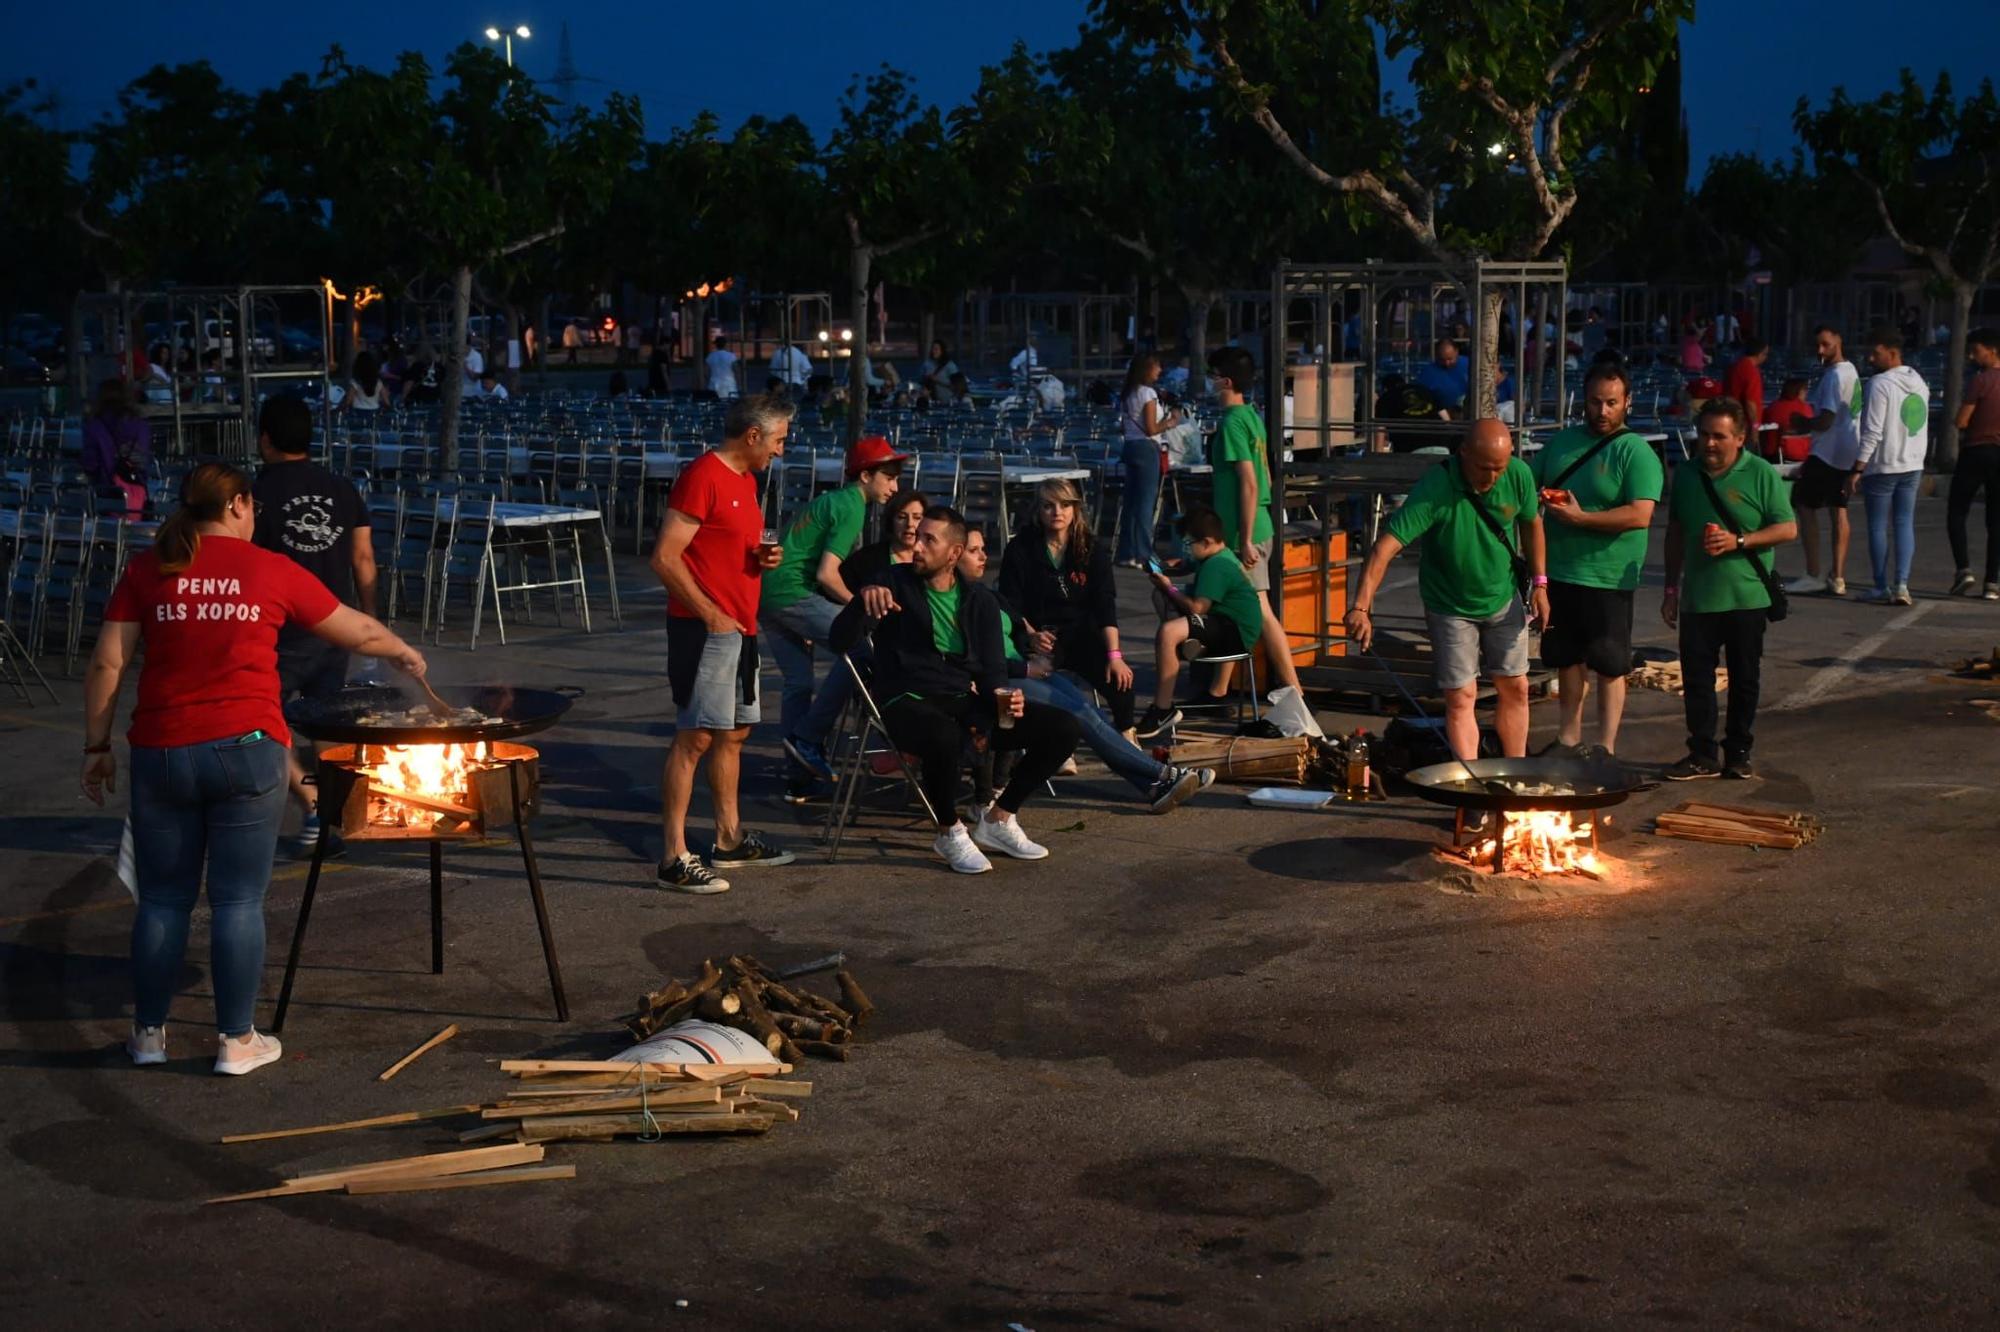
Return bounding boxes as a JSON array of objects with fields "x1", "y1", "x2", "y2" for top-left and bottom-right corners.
[{"x1": 997, "y1": 479, "x2": 1135, "y2": 732}]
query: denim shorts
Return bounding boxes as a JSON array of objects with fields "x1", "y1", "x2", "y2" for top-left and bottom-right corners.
[
  {"x1": 666, "y1": 619, "x2": 761, "y2": 730},
  {"x1": 1426, "y1": 599, "x2": 1530, "y2": 691}
]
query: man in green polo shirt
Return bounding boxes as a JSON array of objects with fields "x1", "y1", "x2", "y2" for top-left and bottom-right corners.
[
  {"x1": 1204, "y1": 346, "x2": 1306, "y2": 705},
  {"x1": 1346, "y1": 419, "x2": 1551, "y2": 761},
  {"x1": 1662, "y1": 398, "x2": 1796, "y2": 781},
  {"x1": 1532, "y1": 363, "x2": 1663, "y2": 757},
  {"x1": 1136, "y1": 507, "x2": 1269, "y2": 737},
  {"x1": 760, "y1": 434, "x2": 907, "y2": 798}
]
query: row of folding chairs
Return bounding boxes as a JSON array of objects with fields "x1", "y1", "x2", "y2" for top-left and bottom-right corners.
[{"x1": 0, "y1": 509, "x2": 136, "y2": 676}]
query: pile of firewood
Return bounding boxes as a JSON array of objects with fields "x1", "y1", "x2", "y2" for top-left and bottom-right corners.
[
  {"x1": 1652, "y1": 801, "x2": 1821, "y2": 849},
  {"x1": 210, "y1": 1057, "x2": 811, "y2": 1202},
  {"x1": 1168, "y1": 733, "x2": 1309, "y2": 785},
  {"x1": 1628, "y1": 660, "x2": 1727, "y2": 696},
  {"x1": 621, "y1": 955, "x2": 873, "y2": 1063},
  {"x1": 1948, "y1": 647, "x2": 2000, "y2": 679}
]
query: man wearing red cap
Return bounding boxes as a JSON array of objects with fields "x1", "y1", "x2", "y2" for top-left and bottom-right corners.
[{"x1": 761, "y1": 435, "x2": 908, "y2": 799}]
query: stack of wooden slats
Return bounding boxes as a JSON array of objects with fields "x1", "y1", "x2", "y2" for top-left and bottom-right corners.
[
  {"x1": 211, "y1": 1060, "x2": 812, "y2": 1203},
  {"x1": 1652, "y1": 801, "x2": 1821, "y2": 849},
  {"x1": 1628, "y1": 660, "x2": 1728, "y2": 695},
  {"x1": 1167, "y1": 734, "x2": 1309, "y2": 785}
]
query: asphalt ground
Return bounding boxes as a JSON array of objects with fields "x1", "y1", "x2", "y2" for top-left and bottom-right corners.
[{"x1": 3, "y1": 494, "x2": 1998, "y2": 1329}]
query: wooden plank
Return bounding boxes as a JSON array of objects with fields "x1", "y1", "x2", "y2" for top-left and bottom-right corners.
[
  {"x1": 738, "y1": 1099, "x2": 802, "y2": 1122},
  {"x1": 378, "y1": 1024, "x2": 460, "y2": 1082},
  {"x1": 501, "y1": 1059, "x2": 786, "y2": 1077},
  {"x1": 741, "y1": 1079, "x2": 812, "y2": 1099},
  {"x1": 457, "y1": 1120, "x2": 522, "y2": 1144},
  {"x1": 516, "y1": 1112, "x2": 774, "y2": 1144},
  {"x1": 205, "y1": 1144, "x2": 542, "y2": 1205},
  {"x1": 347, "y1": 1164, "x2": 575, "y2": 1196},
  {"x1": 484, "y1": 1086, "x2": 723, "y2": 1119},
  {"x1": 220, "y1": 1103, "x2": 483, "y2": 1145},
  {"x1": 373, "y1": 787, "x2": 478, "y2": 820}
]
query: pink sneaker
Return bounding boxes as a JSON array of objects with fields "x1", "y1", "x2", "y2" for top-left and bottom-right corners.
[{"x1": 214, "y1": 1029, "x2": 283, "y2": 1076}]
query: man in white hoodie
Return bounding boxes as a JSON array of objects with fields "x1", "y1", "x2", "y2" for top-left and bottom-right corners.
[{"x1": 1847, "y1": 327, "x2": 1930, "y2": 605}]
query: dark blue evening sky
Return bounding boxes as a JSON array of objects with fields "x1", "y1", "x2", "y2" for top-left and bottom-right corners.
[{"x1": 6, "y1": 1, "x2": 1998, "y2": 178}]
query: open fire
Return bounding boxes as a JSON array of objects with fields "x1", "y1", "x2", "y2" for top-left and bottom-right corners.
[
  {"x1": 1442, "y1": 807, "x2": 1606, "y2": 879},
  {"x1": 360, "y1": 742, "x2": 492, "y2": 830}
]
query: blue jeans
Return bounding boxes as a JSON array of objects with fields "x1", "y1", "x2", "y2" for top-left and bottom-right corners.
[
  {"x1": 128, "y1": 734, "x2": 290, "y2": 1035},
  {"x1": 1861, "y1": 470, "x2": 1921, "y2": 592},
  {"x1": 1118, "y1": 439, "x2": 1162, "y2": 563},
  {"x1": 760, "y1": 595, "x2": 843, "y2": 750},
  {"x1": 1019, "y1": 673, "x2": 1165, "y2": 793}
]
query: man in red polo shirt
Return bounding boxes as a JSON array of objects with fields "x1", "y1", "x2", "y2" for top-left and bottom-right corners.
[
  {"x1": 1723, "y1": 339, "x2": 1769, "y2": 432},
  {"x1": 649, "y1": 393, "x2": 795, "y2": 892}
]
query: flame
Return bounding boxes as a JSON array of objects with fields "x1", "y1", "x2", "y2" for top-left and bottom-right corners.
[
  {"x1": 361, "y1": 742, "x2": 489, "y2": 829},
  {"x1": 1464, "y1": 808, "x2": 1603, "y2": 878},
  {"x1": 352, "y1": 284, "x2": 382, "y2": 310}
]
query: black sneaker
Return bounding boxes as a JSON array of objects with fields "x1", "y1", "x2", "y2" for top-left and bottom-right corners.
[
  {"x1": 782, "y1": 775, "x2": 820, "y2": 805},
  {"x1": 1146, "y1": 765, "x2": 1203, "y2": 814},
  {"x1": 1721, "y1": 758, "x2": 1757, "y2": 780},
  {"x1": 709, "y1": 830, "x2": 796, "y2": 869},
  {"x1": 1536, "y1": 739, "x2": 1583, "y2": 759},
  {"x1": 1135, "y1": 706, "x2": 1182, "y2": 741},
  {"x1": 1663, "y1": 754, "x2": 1721, "y2": 781},
  {"x1": 657, "y1": 854, "x2": 731, "y2": 895}
]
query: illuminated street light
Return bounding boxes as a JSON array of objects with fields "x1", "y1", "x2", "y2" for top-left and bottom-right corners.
[{"x1": 483, "y1": 23, "x2": 531, "y2": 66}]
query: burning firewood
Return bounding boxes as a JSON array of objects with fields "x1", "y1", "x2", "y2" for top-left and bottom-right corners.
[{"x1": 617, "y1": 956, "x2": 870, "y2": 1059}]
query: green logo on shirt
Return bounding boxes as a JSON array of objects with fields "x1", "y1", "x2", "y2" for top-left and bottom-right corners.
[
  {"x1": 1850, "y1": 381, "x2": 1863, "y2": 416},
  {"x1": 1900, "y1": 393, "x2": 1927, "y2": 433}
]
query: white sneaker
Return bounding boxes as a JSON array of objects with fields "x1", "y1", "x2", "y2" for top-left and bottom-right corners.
[
  {"x1": 1057, "y1": 756, "x2": 1079, "y2": 776},
  {"x1": 127, "y1": 1024, "x2": 167, "y2": 1066},
  {"x1": 1828, "y1": 577, "x2": 1847, "y2": 596},
  {"x1": 973, "y1": 810, "x2": 1050, "y2": 860},
  {"x1": 1891, "y1": 583, "x2": 1914, "y2": 606},
  {"x1": 215, "y1": 1029, "x2": 283, "y2": 1076},
  {"x1": 1984, "y1": 583, "x2": 1999, "y2": 602},
  {"x1": 1783, "y1": 574, "x2": 1826, "y2": 594},
  {"x1": 934, "y1": 823, "x2": 993, "y2": 874}
]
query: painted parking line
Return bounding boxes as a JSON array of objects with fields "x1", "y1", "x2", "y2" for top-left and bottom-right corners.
[{"x1": 1770, "y1": 602, "x2": 1936, "y2": 713}]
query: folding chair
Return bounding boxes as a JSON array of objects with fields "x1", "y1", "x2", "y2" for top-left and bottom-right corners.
[{"x1": 822, "y1": 651, "x2": 941, "y2": 863}]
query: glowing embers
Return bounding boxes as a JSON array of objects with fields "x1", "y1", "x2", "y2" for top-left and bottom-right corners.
[{"x1": 319, "y1": 741, "x2": 538, "y2": 839}]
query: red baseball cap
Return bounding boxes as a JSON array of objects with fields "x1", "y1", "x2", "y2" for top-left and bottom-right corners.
[{"x1": 846, "y1": 435, "x2": 911, "y2": 476}]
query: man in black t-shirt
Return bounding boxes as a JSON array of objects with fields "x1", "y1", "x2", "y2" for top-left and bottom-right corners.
[{"x1": 253, "y1": 395, "x2": 374, "y2": 848}]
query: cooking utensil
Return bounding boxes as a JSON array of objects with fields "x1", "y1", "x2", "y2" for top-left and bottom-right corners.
[
  {"x1": 1402, "y1": 754, "x2": 1645, "y2": 813},
  {"x1": 413, "y1": 673, "x2": 457, "y2": 722},
  {"x1": 1358, "y1": 645, "x2": 1512, "y2": 797},
  {"x1": 285, "y1": 685, "x2": 583, "y2": 746}
]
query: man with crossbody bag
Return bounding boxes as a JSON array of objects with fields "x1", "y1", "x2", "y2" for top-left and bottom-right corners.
[
  {"x1": 1532, "y1": 364, "x2": 1664, "y2": 757},
  {"x1": 1347, "y1": 420, "x2": 1550, "y2": 762},
  {"x1": 1662, "y1": 398, "x2": 1797, "y2": 781}
]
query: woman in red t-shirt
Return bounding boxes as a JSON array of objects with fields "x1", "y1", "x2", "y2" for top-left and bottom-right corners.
[{"x1": 81, "y1": 463, "x2": 426, "y2": 1076}]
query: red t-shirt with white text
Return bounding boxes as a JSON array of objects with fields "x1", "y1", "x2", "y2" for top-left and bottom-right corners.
[
  {"x1": 105, "y1": 535, "x2": 340, "y2": 747},
  {"x1": 664, "y1": 450, "x2": 763, "y2": 628}
]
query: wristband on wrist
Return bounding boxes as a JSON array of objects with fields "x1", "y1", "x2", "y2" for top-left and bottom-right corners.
[
  {"x1": 83, "y1": 744, "x2": 111, "y2": 754},
  {"x1": 1530, "y1": 575, "x2": 1549, "y2": 587},
  {"x1": 1107, "y1": 650, "x2": 1123, "y2": 660},
  {"x1": 1663, "y1": 586, "x2": 1680, "y2": 598}
]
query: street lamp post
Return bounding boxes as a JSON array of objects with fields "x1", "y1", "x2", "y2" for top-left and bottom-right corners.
[{"x1": 483, "y1": 24, "x2": 531, "y2": 67}]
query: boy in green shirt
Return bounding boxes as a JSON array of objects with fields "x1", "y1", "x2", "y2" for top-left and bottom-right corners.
[
  {"x1": 758, "y1": 435, "x2": 907, "y2": 797},
  {"x1": 1346, "y1": 420, "x2": 1550, "y2": 761},
  {"x1": 1137, "y1": 507, "x2": 1274, "y2": 737},
  {"x1": 1202, "y1": 346, "x2": 1305, "y2": 707},
  {"x1": 1662, "y1": 398, "x2": 1797, "y2": 781},
  {"x1": 1531, "y1": 363, "x2": 1664, "y2": 757}
]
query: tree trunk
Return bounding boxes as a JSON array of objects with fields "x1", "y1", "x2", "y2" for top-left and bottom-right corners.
[
  {"x1": 918, "y1": 309, "x2": 936, "y2": 372},
  {"x1": 1183, "y1": 287, "x2": 1217, "y2": 397},
  {"x1": 440, "y1": 264, "x2": 472, "y2": 472},
  {"x1": 1939, "y1": 280, "x2": 1973, "y2": 470},
  {"x1": 848, "y1": 241, "x2": 873, "y2": 447},
  {"x1": 504, "y1": 304, "x2": 522, "y2": 395},
  {"x1": 1474, "y1": 287, "x2": 1506, "y2": 422},
  {"x1": 1527, "y1": 287, "x2": 1553, "y2": 428}
]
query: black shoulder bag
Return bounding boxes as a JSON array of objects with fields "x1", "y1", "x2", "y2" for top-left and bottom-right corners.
[
  {"x1": 1449, "y1": 464, "x2": 1532, "y2": 603},
  {"x1": 1544, "y1": 429, "x2": 1628, "y2": 491},
  {"x1": 1693, "y1": 466, "x2": 1788, "y2": 623}
]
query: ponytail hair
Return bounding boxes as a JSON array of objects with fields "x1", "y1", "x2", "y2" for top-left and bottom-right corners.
[{"x1": 156, "y1": 462, "x2": 251, "y2": 573}]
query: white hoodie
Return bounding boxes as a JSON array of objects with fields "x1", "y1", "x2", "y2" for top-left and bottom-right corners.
[{"x1": 1856, "y1": 364, "x2": 1930, "y2": 474}]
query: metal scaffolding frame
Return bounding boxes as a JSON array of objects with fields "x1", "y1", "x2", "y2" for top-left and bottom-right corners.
[
  {"x1": 1267, "y1": 259, "x2": 1572, "y2": 461},
  {"x1": 70, "y1": 285, "x2": 334, "y2": 459}
]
